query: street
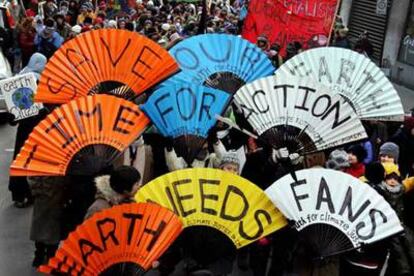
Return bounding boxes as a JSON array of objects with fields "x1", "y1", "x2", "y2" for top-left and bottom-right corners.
[{"x1": 0, "y1": 124, "x2": 37, "y2": 275}]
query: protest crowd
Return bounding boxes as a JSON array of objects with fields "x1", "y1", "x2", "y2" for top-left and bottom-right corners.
[{"x1": 1, "y1": 0, "x2": 414, "y2": 276}]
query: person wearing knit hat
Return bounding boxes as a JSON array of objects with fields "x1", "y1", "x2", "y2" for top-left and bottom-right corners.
[
  {"x1": 85, "y1": 166, "x2": 141, "y2": 219},
  {"x1": 379, "y1": 142, "x2": 399, "y2": 164},
  {"x1": 344, "y1": 144, "x2": 367, "y2": 178},
  {"x1": 219, "y1": 151, "x2": 240, "y2": 175},
  {"x1": 325, "y1": 149, "x2": 350, "y2": 171}
]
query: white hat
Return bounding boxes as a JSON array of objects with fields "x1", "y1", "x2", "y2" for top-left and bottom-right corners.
[
  {"x1": 161, "y1": 23, "x2": 170, "y2": 31},
  {"x1": 71, "y1": 25, "x2": 82, "y2": 34},
  {"x1": 107, "y1": 20, "x2": 117, "y2": 28}
]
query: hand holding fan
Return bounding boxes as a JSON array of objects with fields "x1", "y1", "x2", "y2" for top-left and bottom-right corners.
[
  {"x1": 265, "y1": 168, "x2": 403, "y2": 257},
  {"x1": 161, "y1": 34, "x2": 275, "y2": 94},
  {"x1": 135, "y1": 168, "x2": 287, "y2": 248},
  {"x1": 278, "y1": 47, "x2": 404, "y2": 121},
  {"x1": 35, "y1": 29, "x2": 179, "y2": 103},
  {"x1": 10, "y1": 95, "x2": 149, "y2": 176},
  {"x1": 233, "y1": 73, "x2": 367, "y2": 153},
  {"x1": 142, "y1": 84, "x2": 231, "y2": 164},
  {"x1": 39, "y1": 203, "x2": 183, "y2": 275}
]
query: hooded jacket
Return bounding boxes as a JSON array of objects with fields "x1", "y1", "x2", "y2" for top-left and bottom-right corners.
[
  {"x1": 19, "y1": 53, "x2": 47, "y2": 80},
  {"x1": 84, "y1": 175, "x2": 134, "y2": 219}
]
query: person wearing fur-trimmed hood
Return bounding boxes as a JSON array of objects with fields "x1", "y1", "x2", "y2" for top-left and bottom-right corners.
[{"x1": 84, "y1": 166, "x2": 141, "y2": 219}]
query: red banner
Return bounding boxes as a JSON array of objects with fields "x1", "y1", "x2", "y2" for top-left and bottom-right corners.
[{"x1": 242, "y1": 0, "x2": 338, "y2": 55}]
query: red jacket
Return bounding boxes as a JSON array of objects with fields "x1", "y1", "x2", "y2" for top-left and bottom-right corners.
[{"x1": 344, "y1": 163, "x2": 365, "y2": 178}]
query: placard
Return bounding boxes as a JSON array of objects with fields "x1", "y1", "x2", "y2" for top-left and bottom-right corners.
[
  {"x1": 0, "y1": 73, "x2": 43, "y2": 121},
  {"x1": 242, "y1": 0, "x2": 338, "y2": 55}
]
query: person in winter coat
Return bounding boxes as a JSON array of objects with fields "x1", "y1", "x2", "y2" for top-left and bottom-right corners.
[
  {"x1": 28, "y1": 176, "x2": 67, "y2": 267},
  {"x1": 15, "y1": 17, "x2": 36, "y2": 67},
  {"x1": 390, "y1": 116, "x2": 414, "y2": 177},
  {"x1": 54, "y1": 13, "x2": 72, "y2": 40},
  {"x1": 342, "y1": 162, "x2": 390, "y2": 276},
  {"x1": 344, "y1": 144, "x2": 367, "y2": 178},
  {"x1": 376, "y1": 163, "x2": 414, "y2": 276},
  {"x1": 34, "y1": 18, "x2": 64, "y2": 59},
  {"x1": 333, "y1": 27, "x2": 351, "y2": 49},
  {"x1": 8, "y1": 53, "x2": 48, "y2": 208},
  {"x1": 368, "y1": 120, "x2": 389, "y2": 160},
  {"x1": 85, "y1": 166, "x2": 141, "y2": 219}
]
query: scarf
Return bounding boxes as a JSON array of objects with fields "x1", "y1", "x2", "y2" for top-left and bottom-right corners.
[{"x1": 378, "y1": 181, "x2": 404, "y2": 194}]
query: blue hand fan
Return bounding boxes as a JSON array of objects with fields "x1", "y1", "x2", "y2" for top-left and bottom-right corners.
[
  {"x1": 142, "y1": 84, "x2": 231, "y2": 164},
  {"x1": 161, "y1": 34, "x2": 275, "y2": 94}
]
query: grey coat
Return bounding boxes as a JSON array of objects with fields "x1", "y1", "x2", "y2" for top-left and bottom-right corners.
[{"x1": 28, "y1": 176, "x2": 66, "y2": 244}]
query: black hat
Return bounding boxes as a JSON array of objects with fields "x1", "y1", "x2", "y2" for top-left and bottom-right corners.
[
  {"x1": 347, "y1": 144, "x2": 367, "y2": 163},
  {"x1": 109, "y1": 166, "x2": 141, "y2": 194},
  {"x1": 365, "y1": 162, "x2": 385, "y2": 184}
]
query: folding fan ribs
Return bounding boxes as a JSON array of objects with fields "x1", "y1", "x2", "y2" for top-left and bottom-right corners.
[
  {"x1": 10, "y1": 95, "x2": 150, "y2": 176},
  {"x1": 266, "y1": 168, "x2": 403, "y2": 257},
  {"x1": 35, "y1": 29, "x2": 179, "y2": 104},
  {"x1": 39, "y1": 203, "x2": 183, "y2": 276},
  {"x1": 142, "y1": 84, "x2": 231, "y2": 164},
  {"x1": 161, "y1": 34, "x2": 275, "y2": 94},
  {"x1": 233, "y1": 73, "x2": 367, "y2": 153},
  {"x1": 279, "y1": 47, "x2": 404, "y2": 121},
  {"x1": 136, "y1": 168, "x2": 287, "y2": 248}
]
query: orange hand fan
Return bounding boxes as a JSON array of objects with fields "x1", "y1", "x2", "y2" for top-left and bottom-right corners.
[
  {"x1": 10, "y1": 95, "x2": 150, "y2": 176},
  {"x1": 35, "y1": 29, "x2": 179, "y2": 104},
  {"x1": 39, "y1": 202, "x2": 183, "y2": 275}
]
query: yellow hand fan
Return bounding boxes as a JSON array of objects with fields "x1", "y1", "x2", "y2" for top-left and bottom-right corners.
[
  {"x1": 39, "y1": 202, "x2": 183, "y2": 275},
  {"x1": 35, "y1": 29, "x2": 179, "y2": 104},
  {"x1": 10, "y1": 95, "x2": 150, "y2": 176},
  {"x1": 135, "y1": 168, "x2": 287, "y2": 248}
]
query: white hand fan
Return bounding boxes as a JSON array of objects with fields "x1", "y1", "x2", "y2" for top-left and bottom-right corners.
[
  {"x1": 233, "y1": 73, "x2": 367, "y2": 153},
  {"x1": 265, "y1": 168, "x2": 404, "y2": 257},
  {"x1": 278, "y1": 47, "x2": 404, "y2": 121}
]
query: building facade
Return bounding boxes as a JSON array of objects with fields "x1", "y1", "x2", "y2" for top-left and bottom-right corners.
[{"x1": 340, "y1": 0, "x2": 414, "y2": 89}]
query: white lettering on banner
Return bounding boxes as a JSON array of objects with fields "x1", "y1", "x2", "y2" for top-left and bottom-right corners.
[
  {"x1": 280, "y1": 0, "x2": 336, "y2": 18},
  {"x1": 289, "y1": 177, "x2": 388, "y2": 245}
]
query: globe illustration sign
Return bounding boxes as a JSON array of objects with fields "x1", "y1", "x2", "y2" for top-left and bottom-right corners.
[
  {"x1": 12, "y1": 87, "x2": 34, "y2": 110},
  {"x1": 0, "y1": 73, "x2": 43, "y2": 121}
]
